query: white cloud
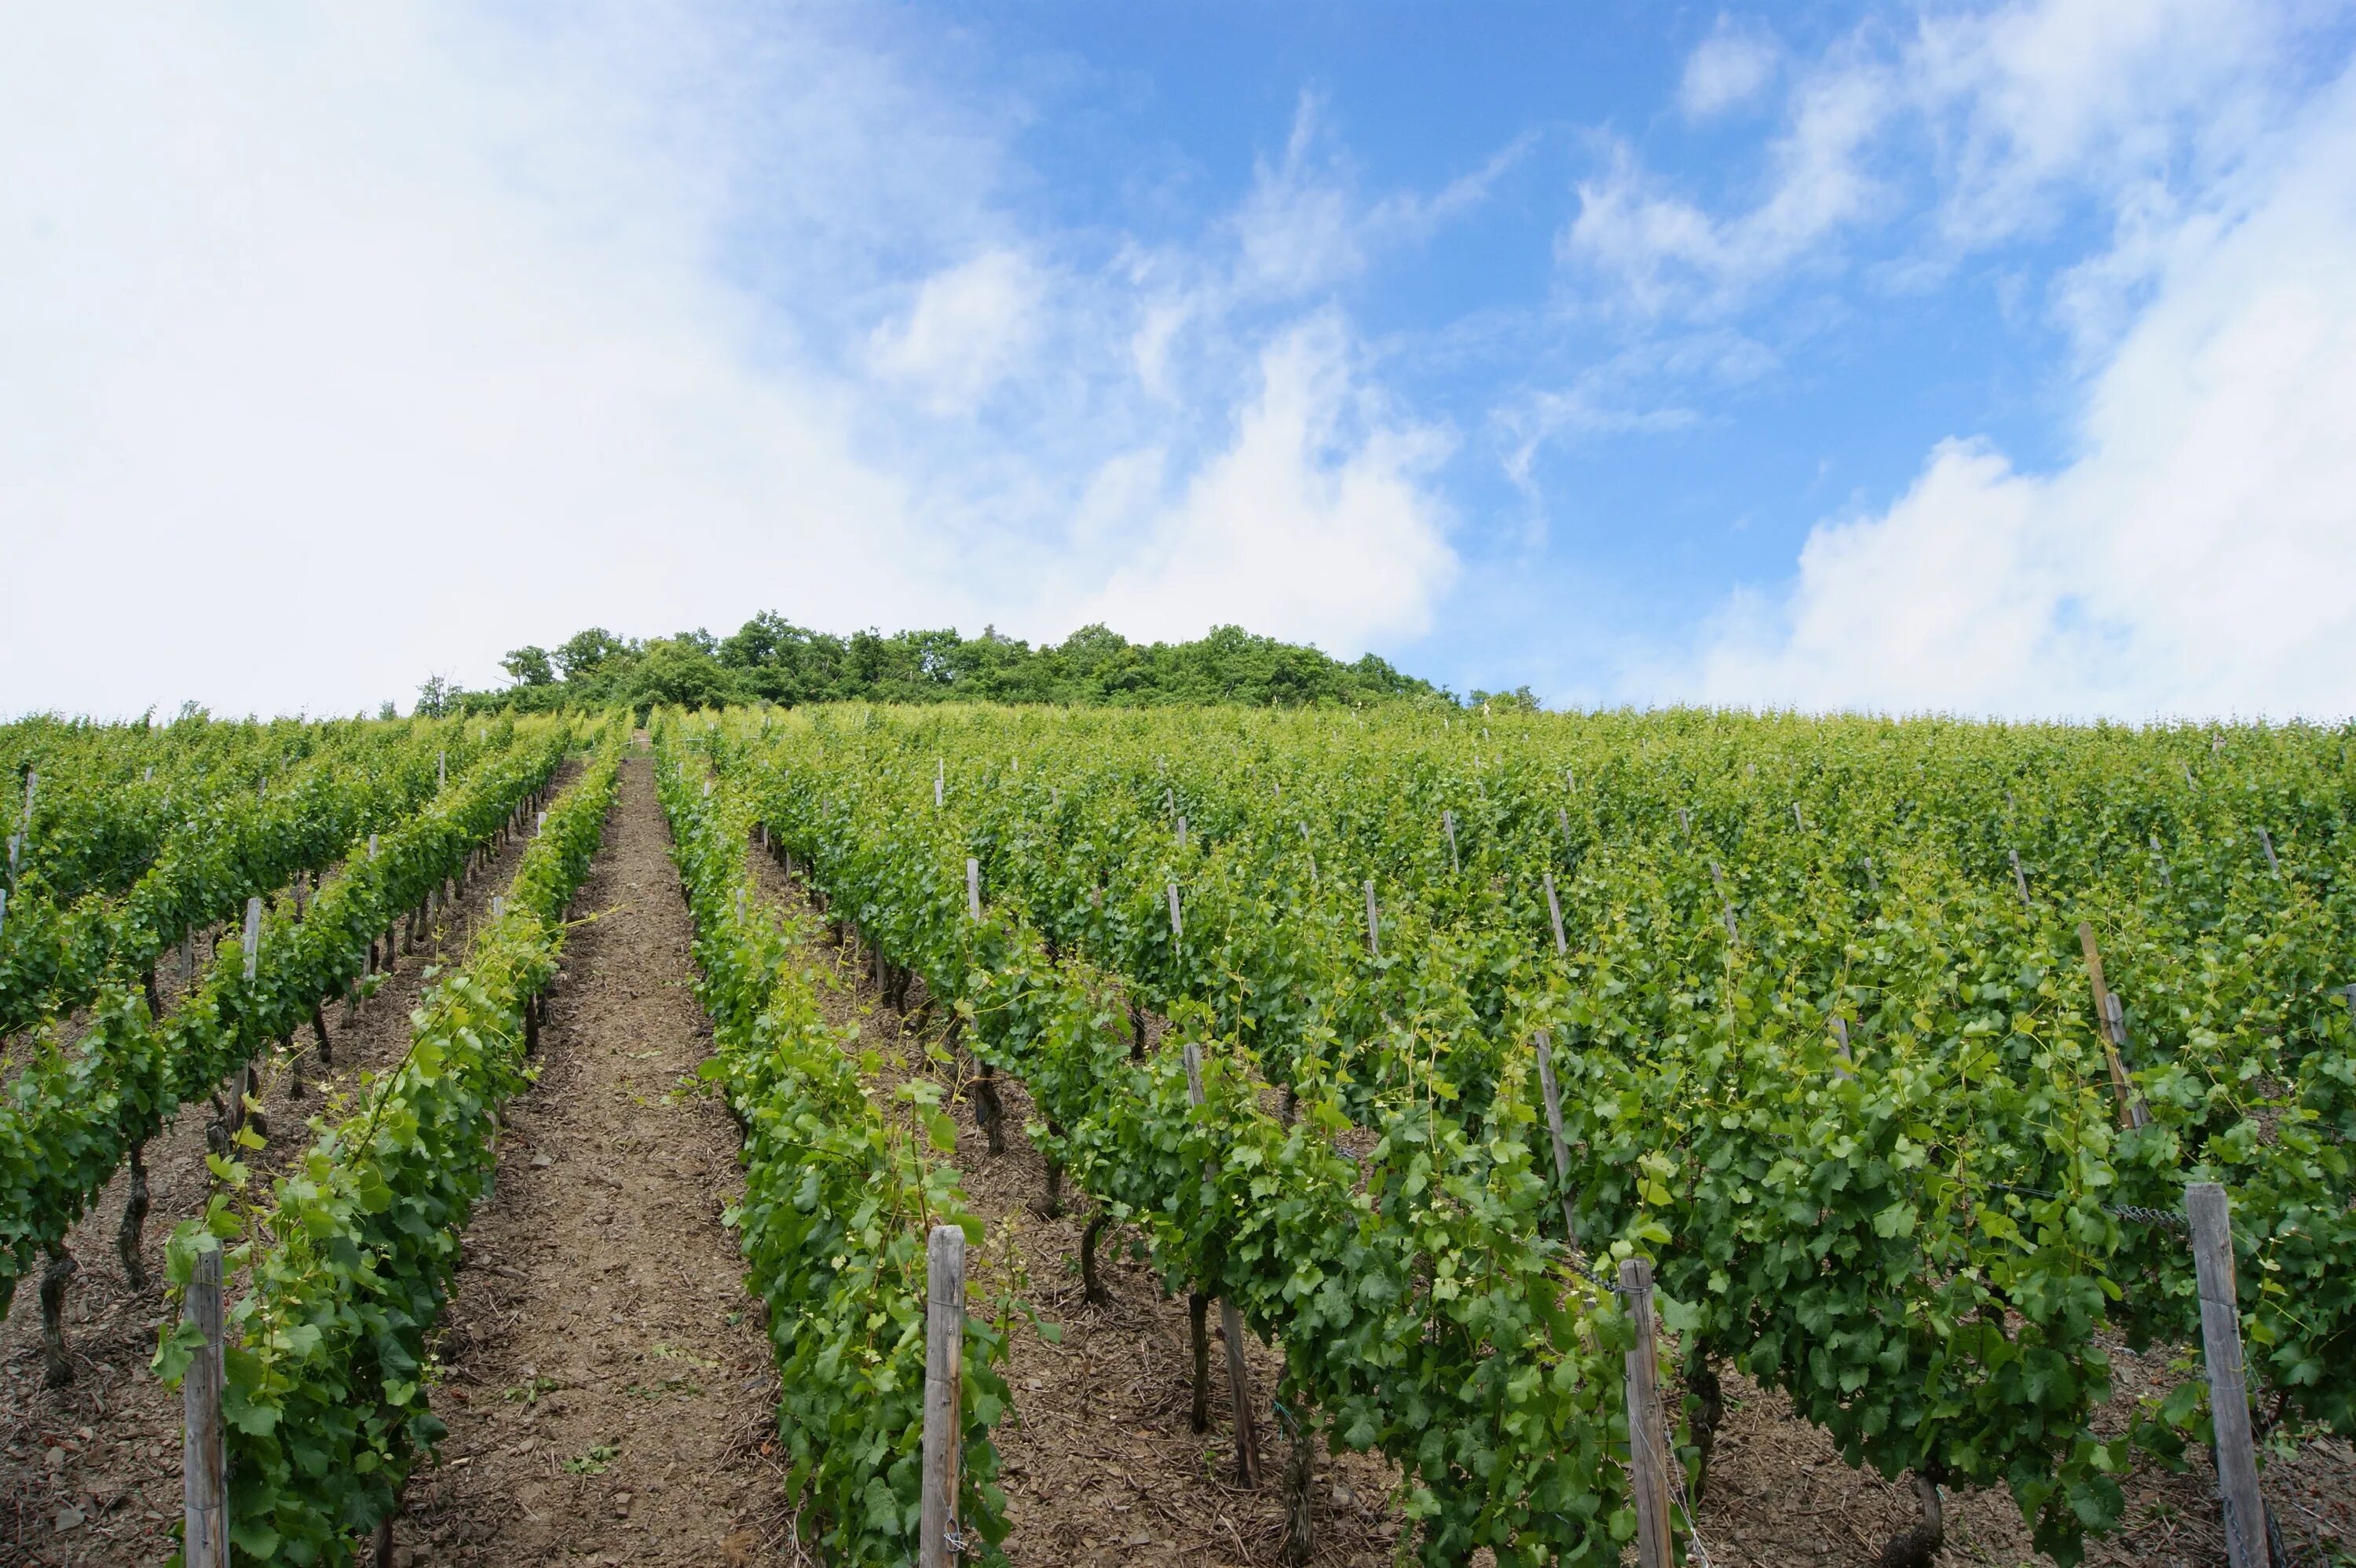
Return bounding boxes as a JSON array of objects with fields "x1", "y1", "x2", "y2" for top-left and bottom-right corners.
[
  {"x1": 1073, "y1": 317, "x2": 1456, "y2": 651},
  {"x1": 1234, "y1": 93, "x2": 1527, "y2": 301},
  {"x1": 1692, "y1": 67, "x2": 2356, "y2": 718},
  {"x1": 866, "y1": 248, "x2": 1045, "y2": 410},
  {"x1": 1680, "y1": 16, "x2": 1780, "y2": 121},
  {"x1": 1564, "y1": 0, "x2": 2325, "y2": 317},
  {"x1": 0, "y1": 5, "x2": 1477, "y2": 718},
  {"x1": 1565, "y1": 55, "x2": 1890, "y2": 313}
]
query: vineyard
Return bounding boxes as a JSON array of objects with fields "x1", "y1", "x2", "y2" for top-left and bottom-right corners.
[{"x1": 2, "y1": 704, "x2": 2351, "y2": 1566}]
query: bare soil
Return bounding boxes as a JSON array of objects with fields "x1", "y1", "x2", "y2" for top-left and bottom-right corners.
[
  {"x1": 747, "y1": 850, "x2": 2356, "y2": 1568},
  {"x1": 0, "y1": 780, "x2": 565, "y2": 1563},
  {"x1": 743, "y1": 841, "x2": 1410, "y2": 1568},
  {"x1": 1688, "y1": 1354, "x2": 2355, "y2": 1567},
  {"x1": 393, "y1": 752, "x2": 783, "y2": 1566}
]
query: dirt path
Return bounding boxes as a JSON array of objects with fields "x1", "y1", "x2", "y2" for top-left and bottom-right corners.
[
  {"x1": 742, "y1": 842, "x2": 1407, "y2": 1568},
  {"x1": 0, "y1": 778, "x2": 565, "y2": 1564},
  {"x1": 398, "y1": 753, "x2": 781, "y2": 1567}
]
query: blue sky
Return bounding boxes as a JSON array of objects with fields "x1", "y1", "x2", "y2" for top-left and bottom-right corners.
[{"x1": 6, "y1": 2, "x2": 2356, "y2": 718}]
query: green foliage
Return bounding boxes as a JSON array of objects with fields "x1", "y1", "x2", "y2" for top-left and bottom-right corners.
[
  {"x1": 459, "y1": 615, "x2": 1446, "y2": 718},
  {"x1": 499, "y1": 645, "x2": 555, "y2": 687},
  {"x1": 412, "y1": 675, "x2": 462, "y2": 718},
  {"x1": 152, "y1": 726, "x2": 624, "y2": 1564},
  {"x1": 0, "y1": 721, "x2": 576, "y2": 1318},
  {"x1": 652, "y1": 724, "x2": 1013, "y2": 1566},
  {"x1": 693, "y1": 700, "x2": 2356, "y2": 1563},
  {"x1": 0, "y1": 719, "x2": 495, "y2": 1039},
  {"x1": 682, "y1": 707, "x2": 1637, "y2": 1566}
]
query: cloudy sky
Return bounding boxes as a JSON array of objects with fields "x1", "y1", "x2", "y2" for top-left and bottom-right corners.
[{"x1": 5, "y1": 1, "x2": 2354, "y2": 720}]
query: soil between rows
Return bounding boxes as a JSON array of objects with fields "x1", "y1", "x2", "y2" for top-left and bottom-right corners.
[
  {"x1": 393, "y1": 751, "x2": 782, "y2": 1566},
  {"x1": 0, "y1": 768, "x2": 573, "y2": 1563},
  {"x1": 742, "y1": 839, "x2": 2356, "y2": 1568},
  {"x1": 741, "y1": 839, "x2": 1410, "y2": 1568}
]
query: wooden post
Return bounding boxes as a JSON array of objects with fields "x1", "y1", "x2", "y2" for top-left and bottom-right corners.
[
  {"x1": 1863, "y1": 855, "x2": 1879, "y2": 894},
  {"x1": 935, "y1": 759, "x2": 944, "y2": 809},
  {"x1": 1298, "y1": 823, "x2": 1316, "y2": 890},
  {"x1": 2256, "y1": 828, "x2": 2280, "y2": 878},
  {"x1": 536, "y1": 810, "x2": 547, "y2": 836},
  {"x1": 1709, "y1": 862, "x2": 1736, "y2": 941},
  {"x1": 1167, "y1": 882, "x2": 1182, "y2": 941},
  {"x1": 1533, "y1": 1031, "x2": 1578, "y2": 1243},
  {"x1": 920, "y1": 1225, "x2": 965, "y2": 1568},
  {"x1": 1792, "y1": 802, "x2": 1805, "y2": 832},
  {"x1": 437, "y1": 750, "x2": 446, "y2": 790},
  {"x1": 967, "y1": 858, "x2": 981, "y2": 922},
  {"x1": 1619, "y1": 1257, "x2": 1674, "y2": 1568},
  {"x1": 1183, "y1": 1042, "x2": 1260, "y2": 1486},
  {"x1": 1176, "y1": 815, "x2": 1187, "y2": 850},
  {"x1": 1442, "y1": 809, "x2": 1459, "y2": 875},
  {"x1": 1557, "y1": 806, "x2": 1573, "y2": 853},
  {"x1": 1677, "y1": 807, "x2": 1690, "y2": 839},
  {"x1": 1363, "y1": 881, "x2": 1379, "y2": 959},
  {"x1": 368, "y1": 833, "x2": 379, "y2": 859},
  {"x1": 2078, "y1": 924, "x2": 2151, "y2": 1129},
  {"x1": 183, "y1": 1246, "x2": 229, "y2": 1568},
  {"x1": 1542, "y1": 872, "x2": 1567, "y2": 957},
  {"x1": 1831, "y1": 1015, "x2": 1855, "y2": 1080},
  {"x1": 2010, "y1": 848, "x2": 2032, "y2": 908},
  {"x1": 2186, "y1": 1183, "x2": 2270, "y2": 1568},
  {"x1": 2151, "y1": 833, "x2": 2173, "y2": 886},
  {"x1": 241, "y1": 897, "x2": 262, "y2": 981},
  {"x1": 0, "y1": 887, "x2": 7, "y2": 943}
]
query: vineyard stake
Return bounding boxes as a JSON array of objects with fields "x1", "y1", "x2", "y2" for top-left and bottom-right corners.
[
  {"x1": 183, "y1": 1245, "x2": 229, "y2": 1568},
  {"x1": 2077, "y1": 925, "x2": 2151, "y2": 1129},
  {"x1": 1183, "y1": 1041, "x2": 1260, "y2": 1486},
  {"x1": 1677, "y1": 807, "x2": 1690, "y2": 839},
  {"x1": 1619, "y1": 1257, "x2": 1675, "y2": 1568},
  {"x1": 0, "y1": 888, "x2": 6, "y2": 944},
  {"x1": 2151, "y1": 833, "x2": 2172, "y2": 887},
  {"x1": 1442, "y1": 809, "x2": 1459, "y2": 875},
  {"x1": 2256, "y1": 827, "x2": 2280, "y2": 878},
  {"x1": 1791, "y1": 802, "x2": 1805, "y2": 832},
  {"x1": 1542, "y1": 872, "x2": 1566, "y2": 957},
  {"x1": 1831, "y1": 1015, "x2": 1855, "y2": 1081},
  {"x1": 1708, "y1": 862, "x2": 1736, "y2": 941},
  {"x1": 1557, "y1": 806, "x2": 1573, "y2": 853},
  {"x1": 2186, "y1": 1184, "x2": 2270, "y2": 1568},
  {"x1": 1532, "y1": 1031, "x2": 1578, "y2": 1242},
  {"x1": 967, "y1": 858, "x2": 981, "y2": 922},
  {"x1": 437, "y1": 750, "x2": 445, "y2": 791},
  {"x1": 2009, "y1": 848, "x2": 2032, "y2": 908},
  {"x1": 241, "y1": 896, "x2": 262, "y2": 981},
  {"x1": 935, "y1": 759, "x2": 944, "y2": 809},
  {"x1": 1363, "y1": 881, "x2": 1379, "y2": 959},
  {"x1": 1167, "y1": 882, "x2": 1182, "y2": 940},
  {"x1": 1863, "y1": 855, "x2": 1879, "y2": 894},
  {"x1": 1298, "y1": 822, "x2": 1316, "y2": 890},
  {"x1": 920, "y1": 1225, "x2": 965, "y2": 1568},
  {"x1": 1176, "y1": 814, "x2": 1187, "y2": 850}
]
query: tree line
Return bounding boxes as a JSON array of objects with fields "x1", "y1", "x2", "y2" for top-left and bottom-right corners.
[{"x1": 412, "y1": 616, "x2": 1530, "y2": 717}]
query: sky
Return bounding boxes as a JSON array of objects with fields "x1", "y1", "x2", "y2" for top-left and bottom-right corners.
[{"x1": 5, "y1": 0, "x2": 2356, "y2": 721}]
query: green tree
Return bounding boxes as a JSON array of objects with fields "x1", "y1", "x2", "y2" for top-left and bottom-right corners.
[
  {"x1": 415, "y1": 674, "x2": 462, "y2": 718},
  {"x1": 501, "y1": 645, "x2": 556, "y2": 687},
  {"x1": 554, "y1": 627, "x2": 633, "y2": 680}
]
